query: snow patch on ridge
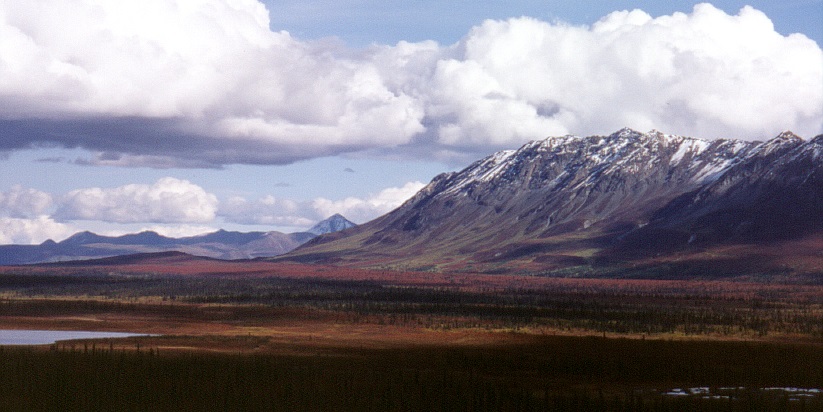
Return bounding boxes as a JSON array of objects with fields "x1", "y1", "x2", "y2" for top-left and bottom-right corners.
[
  {"x1": 441, "y1": 149, "x2": 517, "y2": 195},
  {"x1": 670, "y1": 138, "x2": 710, "y2": 165},
  {"x1": 432, "y1": 129, "x2": 800, "y2": 200}
]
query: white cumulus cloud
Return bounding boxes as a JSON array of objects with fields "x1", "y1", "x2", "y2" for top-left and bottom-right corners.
[
  {"x1": 56, "y1": 177, "x2": 218, "y2": 223},
  {"x1": 0, "y1": 216, "x2": 73, "y2": 245},
  {"x1": 219, "y1": 181, "x2": 426, "y2": 228},
  {"x1": 312, "y1": 181, "x2": 426, "y2": 223},
  {"x1": 0, "y1": 186, "x2": 53, "y2": 218},
  {"x1": 136, "y1": 224, "x2": 217, "y2": 238},
  {"x1": 420, "y1": 4, "x2": 822, "y2": 149},
  {"x1": 219, "y1": 195, "x2": 315, "y2": 228},
  {"x1": 0, "y1": 1, "x2": 819, "y2": 165}
]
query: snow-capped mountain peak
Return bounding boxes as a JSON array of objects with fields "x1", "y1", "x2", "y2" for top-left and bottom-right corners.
[
  {"x1": 434, "y1": 129, "x2": 767, "y2": 202},
  {"x1": 308, "y1": 214, "x2": 357, "y2": 236}
]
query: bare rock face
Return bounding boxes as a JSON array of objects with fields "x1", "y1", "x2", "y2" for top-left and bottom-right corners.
[
  {"x1": 288, "y1": 129, "x2": 823, "y2": 271},
  {"x1": 627, "y1": 131, "x2": 823, "y2": 249}
]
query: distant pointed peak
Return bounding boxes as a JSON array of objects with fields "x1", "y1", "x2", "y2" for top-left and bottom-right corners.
[{"x1": 308, "y1": 214, "x2": 357, "y2": 235}]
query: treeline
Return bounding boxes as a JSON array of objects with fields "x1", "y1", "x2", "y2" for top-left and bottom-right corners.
[{"x1": 1, "y1": 272, "x2": 822, "y2": 339}]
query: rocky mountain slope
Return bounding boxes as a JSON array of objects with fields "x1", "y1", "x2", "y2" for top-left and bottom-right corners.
[
  {"x1": 621, "y1": 132, "x2": 823, "y2": 249},
  {"x1": 283, "y1": 129, "x2": 823, "y2": 275},
  {"x1": 0, "y1": 214, "x2": 356, "y2": 265}
]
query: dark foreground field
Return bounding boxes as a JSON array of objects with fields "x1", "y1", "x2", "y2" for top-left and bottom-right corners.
[
  {"x1": 0, "y1": 260, "x2": 821, "y2": 410},
  {"x1": 1, "y1": 338, "x2": 822, "y2": 411}
]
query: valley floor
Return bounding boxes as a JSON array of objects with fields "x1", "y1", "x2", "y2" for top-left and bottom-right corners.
[{"x1": 0, "y1": 261, "x2": 821, "y2": 410}]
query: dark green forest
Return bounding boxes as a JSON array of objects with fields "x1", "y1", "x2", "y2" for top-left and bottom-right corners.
[{"x1": 1, "y1": 337, "x2": 822, "y2": 411}]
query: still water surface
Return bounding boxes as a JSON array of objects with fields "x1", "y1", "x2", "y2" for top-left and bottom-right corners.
[{"x1": 0, "y1": 330, "x2": 148, "y2": 345}]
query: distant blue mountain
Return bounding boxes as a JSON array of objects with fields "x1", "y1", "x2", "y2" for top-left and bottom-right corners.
[{"x1": 0, "y1": 214, "x2": 356, "y2": 265}]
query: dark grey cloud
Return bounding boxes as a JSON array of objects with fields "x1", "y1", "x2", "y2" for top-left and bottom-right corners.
[
  {"x1": 0, "y1": 118, "x2": 373, "y2": 168},
  {"x1": 0, "y1": 117, "x2": 190, "y2": 153}
]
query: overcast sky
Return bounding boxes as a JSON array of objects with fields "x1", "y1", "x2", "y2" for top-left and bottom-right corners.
[{"x1": 1, "y1": 0, "x2": 821, "y2": 244}]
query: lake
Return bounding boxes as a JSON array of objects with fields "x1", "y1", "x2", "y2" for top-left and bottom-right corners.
[{"x1": 0, "y1": 330, "x2": 149, "y2": 345}]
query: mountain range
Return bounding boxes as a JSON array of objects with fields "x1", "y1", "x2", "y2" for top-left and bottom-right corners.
[
  {"x1": 0, "y1": 214, "x2": 356, "y2": 265},
  {"x1": 282, "y1": 128, "x2": 823, "y2": 276}
]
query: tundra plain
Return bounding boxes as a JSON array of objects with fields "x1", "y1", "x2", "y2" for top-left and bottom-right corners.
[{"x1": 1, "y1": 256, "x2": 821, "y2": 410}]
